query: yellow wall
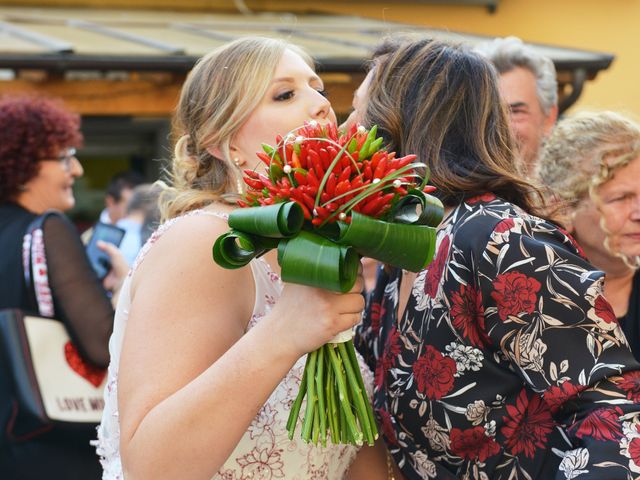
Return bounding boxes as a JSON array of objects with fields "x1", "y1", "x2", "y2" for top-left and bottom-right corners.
[{"x1": 258, "y1": 0, "x2": 640, "y2": 117}]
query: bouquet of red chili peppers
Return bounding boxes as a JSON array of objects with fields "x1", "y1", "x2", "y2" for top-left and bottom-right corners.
[{"x1": 213, "y1": 121, "x2": 443, "y2": 446}]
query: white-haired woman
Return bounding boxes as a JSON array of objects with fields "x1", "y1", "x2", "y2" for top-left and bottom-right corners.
[{"x1": 540, "y1": 110, "x2": 640, "y2": 357}]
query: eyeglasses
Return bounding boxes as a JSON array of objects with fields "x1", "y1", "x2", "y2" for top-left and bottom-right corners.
[{"x1": 42, "y1": 148, "x2": 77, "y2": 171}]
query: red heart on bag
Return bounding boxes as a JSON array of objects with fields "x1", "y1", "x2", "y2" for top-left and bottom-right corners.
[{"x1": 64, "y1": 342, "x2": 107, "y2": 388}]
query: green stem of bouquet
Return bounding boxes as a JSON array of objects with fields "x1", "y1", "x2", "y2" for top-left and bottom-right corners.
[
  {"x1": 337, "y1": 342, "x2": 375, "y2": 445},
  {"x1": 301, "y1": 349, "x2": 317, "y2": 441},
  {"x1": 287, "y1": 341, "x2": 375, "y2": 447}
]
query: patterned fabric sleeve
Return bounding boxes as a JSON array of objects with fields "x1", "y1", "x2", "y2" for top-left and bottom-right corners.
[
  {"x1": 475, "y1": 215, "x2": 640, "y2": 479},
  {"x1": 355, "y1": 264, "x2": 398, "y2": 374}
]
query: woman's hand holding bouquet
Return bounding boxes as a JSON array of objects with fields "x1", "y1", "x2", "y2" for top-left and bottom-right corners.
[{"x1": 213, "y1": 122, "x2": 443, "y2": 446}]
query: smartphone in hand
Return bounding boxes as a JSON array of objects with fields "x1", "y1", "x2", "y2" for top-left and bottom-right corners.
[{"x1": 86, "y1": 222, "x2": 126, "y2": 279}]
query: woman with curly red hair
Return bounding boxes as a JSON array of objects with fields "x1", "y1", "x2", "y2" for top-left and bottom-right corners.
[{"x1": 0, "y1": 96, "x2": 127, "y2": 479}]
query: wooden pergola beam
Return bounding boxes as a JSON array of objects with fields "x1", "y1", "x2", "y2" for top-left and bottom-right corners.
[{"x1": 0, "y1": 72, "x2": 364, "y2": 117}]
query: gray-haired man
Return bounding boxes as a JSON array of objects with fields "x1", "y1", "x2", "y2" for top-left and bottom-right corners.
[{"x1": 475, "y1": 36, "x2": 558, "y2": 177}]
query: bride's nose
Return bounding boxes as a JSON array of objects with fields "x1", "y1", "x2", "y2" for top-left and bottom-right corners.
[{"x1": 309, "y1": 90, "x2": 332, "y2": 121}]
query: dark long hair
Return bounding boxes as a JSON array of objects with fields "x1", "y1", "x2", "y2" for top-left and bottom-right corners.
[{"x1": 363, "y1": 38, "x2": 543, "y2": 215}]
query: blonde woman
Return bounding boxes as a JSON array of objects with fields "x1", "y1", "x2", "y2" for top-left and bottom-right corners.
[
  {"x1": 95, "y1": 37, "x2": 392, "y2": 480},
  {"x1": 539, "y1": 111, "x2": 640, "y2": 356}
]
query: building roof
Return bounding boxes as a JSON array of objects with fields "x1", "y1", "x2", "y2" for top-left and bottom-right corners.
[{"x1": 0, "y1": 6, "x2": 615, "y2": 113}]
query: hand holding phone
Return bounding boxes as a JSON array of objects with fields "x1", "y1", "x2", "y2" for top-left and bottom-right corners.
[{"x1": 86, "y1": 222, "x2": 126, "y2": 279}]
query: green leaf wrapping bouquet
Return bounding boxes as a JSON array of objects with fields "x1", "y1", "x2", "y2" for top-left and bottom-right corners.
[{"x1": 213, "y1": 122, "x2": 444, "y2": 446}]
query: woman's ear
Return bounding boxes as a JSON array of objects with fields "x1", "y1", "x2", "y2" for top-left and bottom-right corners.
[
  {"x1": 206, "y1": 145, "x2": 224, "y2": 160},
  {"x1": 563, "y1": 214, "x2": 575, "y2": 234}
]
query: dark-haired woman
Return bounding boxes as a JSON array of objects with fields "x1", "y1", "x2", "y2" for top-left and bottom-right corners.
[
  {"x1": 0, "y1": 96, "x2": 127, "y2": 479},
  {"x1": 353, "y1": 39, "x2": 640, "y2": 480}
]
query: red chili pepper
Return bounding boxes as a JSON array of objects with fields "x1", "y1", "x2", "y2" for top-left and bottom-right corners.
[
  {"x1": 370, "y1": 151, "x2": 385, "y2": 173},
  {"x1": 396, "y1": 154, "x2": 417, "y2": 170},
  {"x1": 335, "y1": 180, "x2": 349, "y2": 198},
  {"x1": 237, "y1": 200, "x2": 249, "y2": 208},
  {"x1": 315, "y1": 205, "x2": 329, "y2": 218},
  {"x1": 362, "y1": 192, "x2": 394, "y2": 217},
  {"x1": 244, "y1": 169, "x2": 260, "y2": 179},
  {"x1": 337, "y1": 165, "x2": 351, "y2": 184},
  {"x1": 371, "y1": 203, "x2": 392, "y2": 218},
  {"x1": 326, "y1": 173, "x2": 338, "y2": 197},
  {"x1": 363, "y1": 165, "x2": 373, "y2": 180},
  {"x1": 290, "y1": 193, "x2": 312, "y2": 219},
  {"x1": 258, "y1": 174, "x2": 274, "y2": 188},
  {"x1": 290, "y1": 150, "x2": 302, "y2": 169},
  {"x1": 319, "y1": 148, "x2": 332, "y2": 170},
  {"x1": 294, "y1": 171, "x2": 307, "y2": 187},
  {"x1": 351, "y1": 174, "x2": 364, "y2": 192},
  {"x1": 327, "y1": 146, "x2": 339, "y2": 163},
  {"x1": 373, "y1": 156, "x2": 388, "y2": 180},
  {"x1": 298, "y1": 143, "x2": 308, "y2": 169},
  {"x1": 256, "y1": 152, "x2": 272, "y2": 166},
  {"x1": 423, "y1": 185, "x2": 437, "y2": 193},
  {"x1": 308, "y1": 150, "x2": 324, "y2": 178},
  {"x1": 358, "y1": 191, "x2": 381, "y2": 213},
  {"x1": 300, "y1": 192, "x2": 316, "y2": 212},
  {"x1": 307, "y1": 168, "x2": 320, "y2": 190},
  {"x1": 243, "y1": 177, "x2": 264, "y2": 190}
]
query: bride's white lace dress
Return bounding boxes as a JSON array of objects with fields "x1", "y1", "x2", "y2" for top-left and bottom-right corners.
[{"x1": 94, "y1": 210, "x2": 374, "y2": 479}]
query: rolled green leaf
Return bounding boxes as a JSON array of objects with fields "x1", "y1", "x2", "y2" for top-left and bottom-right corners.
[
  {"x1": 228, "y1": 201, "x2": 304, "y2": 238},
  {"x1": 391, "y1": 189, "x2": 444, "y2": 227},
  {"x1": 335, "y1": 211, "x2": 437, "y2": 272},
  {"x1": 278, "y1": 230, "x2": 359, "y2": 293},
  {"x1": 212, "y1": 231, "x2": 279, "y2": 269}
]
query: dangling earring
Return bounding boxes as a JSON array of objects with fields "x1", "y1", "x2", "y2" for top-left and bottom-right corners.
[{"x1": 232, "y1": 157, "x2": 243, "y2": 194}]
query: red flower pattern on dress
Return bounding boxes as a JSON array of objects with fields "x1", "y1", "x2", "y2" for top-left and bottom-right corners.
[
  {"x1": 543, "y1": 380, "x2": 585, "y2": 414},
  {"x1": 375, "y1": 327, "x2": 401, "y2": 388},
  {"x1": 501, "y1": 389, "x2": 554, "y2": 459},
  {"x1": 495, "y1": 218, "x2": 515, "y2": 233},
  {"x1": 614, "y1": 371, "x2": 640, "y2": 402},
  {"x1": 378, "y1": 408, "x2": 399, "y2": 446},
  {"x1": 423, "y1": 235, "x2": 450, "y2": 297},
  {"x1": 467, "y1": 193, "x2": 496, "y2": 204},
  {"x1": 450, "y1": 426, "x2": 500, "y2": 462},
  {"x1": 491, "y1": 271, "x2": 541, "y2": 321},
  {"x1": 450, "y1": 284, "x2": 489, "y2": 347},
  {"x1": 237, "y1": 446, "x2": 285, "y2": 479},
  {"x1": 572, "y1": 407, "x2": 623, "y2": 441},
  {"x1": 594, "y1": 295, "x2": 619, "y2": 325},
  {"x1": 354, "y1": 196, "x2": 640, "y2": 480},
  {"x1": 413, "y1": 344, "x2": 457, "y2": 400},
  {"x1": 630, "y1": 438, "x2": 640, "y2": 468},
  {"x1": 370, "y1": 301, "x2": 386, "y2": 334}
]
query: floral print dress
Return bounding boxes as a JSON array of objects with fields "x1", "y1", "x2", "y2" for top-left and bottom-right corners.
[
  {"x1": 356, "y1": 194, "x2": 640, "y2": 480},
  {"x1": 96, "y1": 210, "x2": 373, "y2": 480}
]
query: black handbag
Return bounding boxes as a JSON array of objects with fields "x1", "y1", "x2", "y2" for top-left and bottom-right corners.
[{"x1": 0, "y1": 212, "x2": 107, "y2": 441}]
